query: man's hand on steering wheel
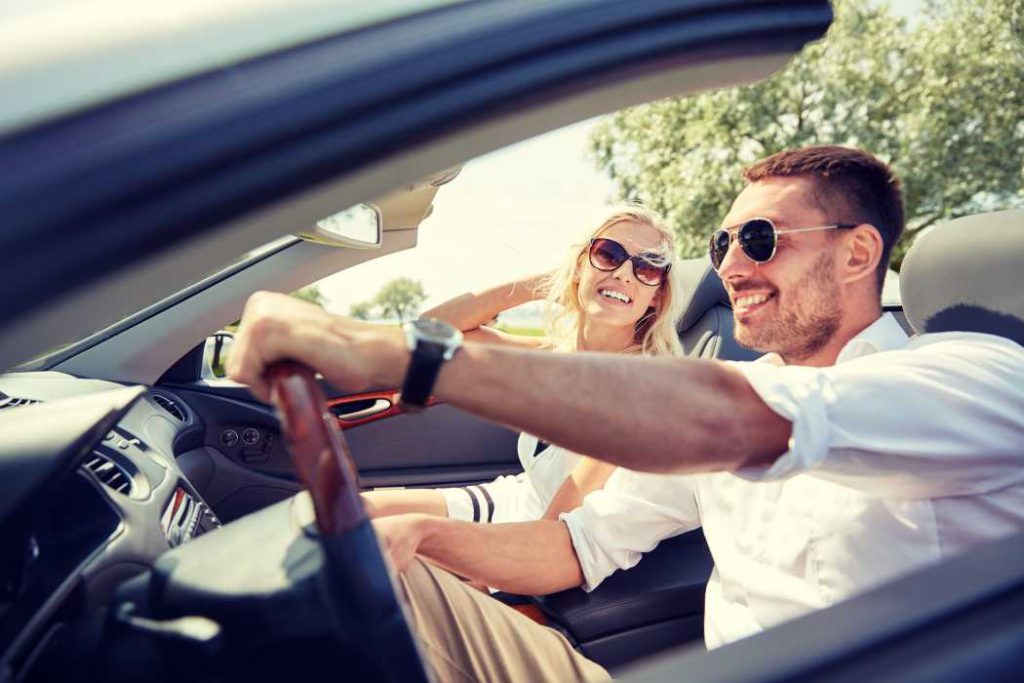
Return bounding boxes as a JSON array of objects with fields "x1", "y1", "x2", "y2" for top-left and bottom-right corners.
[{"x1": 228, "y1": 291, "x2": 407, "y2": 401}]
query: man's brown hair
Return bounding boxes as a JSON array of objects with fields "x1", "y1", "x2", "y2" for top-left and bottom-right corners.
[{"x1": 742, "y1": 145, "x2": 904, "y2": 291}]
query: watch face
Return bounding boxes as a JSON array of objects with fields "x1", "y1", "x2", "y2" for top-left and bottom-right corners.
[{"x1": 413, "y1": 317, "x2": 458, "y2": 343}]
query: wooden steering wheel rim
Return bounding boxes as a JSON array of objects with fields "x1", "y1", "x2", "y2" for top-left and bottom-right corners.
[{"x1": 267, "y1": 361, "x2": 365, "y2": 536}]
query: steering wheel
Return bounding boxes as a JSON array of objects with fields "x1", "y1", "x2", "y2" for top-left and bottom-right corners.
[{"x1": 267, "y1": 362, "x2": 429, "y2": 683}]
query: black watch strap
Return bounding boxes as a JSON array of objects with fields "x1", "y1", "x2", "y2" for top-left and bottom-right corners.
[{"x1": 400, "y1": 340, "x2": 447, "y2": 409}]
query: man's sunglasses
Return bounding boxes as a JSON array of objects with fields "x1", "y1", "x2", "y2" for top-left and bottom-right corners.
[
  {"x1": 709, "y1": 218, "x2": 858, "y2": 271},
  {"x1": 588, "y1": 238, "x2": 671, "y2": 287}
]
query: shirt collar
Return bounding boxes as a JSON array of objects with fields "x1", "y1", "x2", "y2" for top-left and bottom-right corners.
[
  {"x1": 757, "y1": 313, "x2": 910, "y2": 367},
  {"x1": 835, "y1": 312, "x2": 910, "y2": 363}
]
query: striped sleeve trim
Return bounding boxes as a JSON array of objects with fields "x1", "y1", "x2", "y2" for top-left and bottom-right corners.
[
  {"x1": 453, "y1": 485, "x2": 495, "y2": 523},
  {"x1": 461, "y1": 487, "x2": 481, "y2": 522},
  {"x1": 473, "y1": 484, "x2": 496, "y2": 523}
]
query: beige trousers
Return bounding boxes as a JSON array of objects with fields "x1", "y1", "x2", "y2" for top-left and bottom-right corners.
[{"x1": 398, "y1": 559, "x2": 610, "y2": 682}]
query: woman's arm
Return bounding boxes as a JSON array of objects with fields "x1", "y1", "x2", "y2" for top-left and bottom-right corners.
[
  {"x1": 361, "y1": 488, "x2": 448, "y2": 519},
  {"x1": 423, "y1": 274, "x2": 549, "y2": 348},
  {"x1": 540, "y1": 457, "x2": 617, "y2": 520}
]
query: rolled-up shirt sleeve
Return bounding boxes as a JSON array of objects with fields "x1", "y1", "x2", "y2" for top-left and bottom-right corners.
[
  {"x1": 732, "y1": 334, "x2": 1024, "y2": 498},
  {"x1": 561, "y1": 468, "x2": 700, "y2": 591}
]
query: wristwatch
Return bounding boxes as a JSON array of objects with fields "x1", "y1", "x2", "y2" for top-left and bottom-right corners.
[{"x1": 399, "y1": 317, "x2": 463, "y2": 411}]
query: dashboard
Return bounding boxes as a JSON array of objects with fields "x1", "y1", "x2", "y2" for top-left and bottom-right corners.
[{"x1": 0, "y1": 373, "x2": 223, "y2": 678}]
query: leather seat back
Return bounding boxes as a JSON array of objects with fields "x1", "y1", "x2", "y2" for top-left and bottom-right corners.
[
  {"x1": 674, "y1": 257, "x2": 760, "y2": 361},
  {"x1": 901, "y1": 209, "x2": 1024, "y2": 344}
]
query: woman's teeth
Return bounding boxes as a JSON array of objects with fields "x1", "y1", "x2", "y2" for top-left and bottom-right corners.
[{"x1": 599, "y1": 289, "x2": 631, "y2": 304}]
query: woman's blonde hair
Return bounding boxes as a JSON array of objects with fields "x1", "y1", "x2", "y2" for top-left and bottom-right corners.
[{"x1": 540, "y1": 205, "x2": 686, "y2": 357}]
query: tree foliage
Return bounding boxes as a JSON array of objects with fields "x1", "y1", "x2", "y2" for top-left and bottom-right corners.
[
  {"x1": 375, "y1": 277, "x2": 427, "y2": 322},
  {"x1": 290, "y1": 285, "x2": 326, "y2": 307},
  {"x1": 348, "y1": 277, "x2": 427, "y2": 322},
  {"x1": 348, "y1": 301, "x2": 374, "y2": 320},
  {"x1": 590, "y1": 0, "x2": 1024, "y2": 266}
]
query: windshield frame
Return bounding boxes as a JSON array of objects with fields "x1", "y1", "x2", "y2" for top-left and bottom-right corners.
[{"x1": 15, "y1": 236, "x2": 299, "y2": 372}]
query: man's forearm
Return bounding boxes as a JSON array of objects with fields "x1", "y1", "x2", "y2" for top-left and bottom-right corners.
[
  {"x1": 413, "y1": 516, "x2": 584, "y2": 595},
  {"x1": 431, "y1": 343, "x2": 790, "y2": 474},
  {"x1": 227, "y1": 293, "x2": 789, "y2": 475}
]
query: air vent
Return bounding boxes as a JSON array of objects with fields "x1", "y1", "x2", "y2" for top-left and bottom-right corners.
[
  {"x1": 0, "y1": 394, "x2": 42, "y2": 410},
  {"x1": 83, "y1": 453, "x2": 135, "y2": 496},
  {"x1": 152, "y1": 393, "x2": 186, "y2": 421}
]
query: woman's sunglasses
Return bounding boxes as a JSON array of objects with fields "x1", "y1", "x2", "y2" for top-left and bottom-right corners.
[
  {"x1": 588, "y1": 238, "x2": 671, "y2": 287},
  {"x1": 709, "y1": 218, "x2": 858, "y2": 271}
]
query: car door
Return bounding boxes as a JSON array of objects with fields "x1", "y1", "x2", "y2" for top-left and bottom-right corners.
[{"x1": 158, "y1": 376, "x2": 522, "y2": 521}]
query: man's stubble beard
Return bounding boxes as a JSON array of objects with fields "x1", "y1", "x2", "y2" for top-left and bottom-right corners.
[{"x1": 734, "y1": 250, "x2": 842, "y2": 363}]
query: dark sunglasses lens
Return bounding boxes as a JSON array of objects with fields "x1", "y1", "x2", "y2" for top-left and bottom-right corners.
[
  {"x1": 739, "y1": 219, "x2": 775, "y2": 262},
  {"x1": 633, "y1": 259, "x2": 666, "y2": 286},
  {"x1": 590, "y1": 239, "x2": 628, "y2": 271},
  {"x1": 710, "y1": 229, "x2": 731, "y2": 269}
]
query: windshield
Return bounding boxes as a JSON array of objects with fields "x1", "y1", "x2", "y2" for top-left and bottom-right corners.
[{"x1": 17, "y1": 236, "x2": 297, "y2": 370}]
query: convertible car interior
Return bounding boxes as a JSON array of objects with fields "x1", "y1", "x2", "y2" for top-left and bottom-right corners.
[
  {"x1": 0, "y1": 225, "x2": 970, "y2": 679},
  {"x1": 2, "y1": 1, "x2": 1022, "y2": 681},
  {"x1": 0, "y1": 252, "x2": 758, "y2": 677}
]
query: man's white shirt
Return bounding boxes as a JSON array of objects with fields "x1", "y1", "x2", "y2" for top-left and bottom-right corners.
[{"x1": 561, "y1": 314, "x2": 1024, "y2": 649}]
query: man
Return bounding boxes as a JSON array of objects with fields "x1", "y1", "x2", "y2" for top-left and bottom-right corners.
[{"x1": 227, "y1": 146, "x2": 1024, "y2": 681}]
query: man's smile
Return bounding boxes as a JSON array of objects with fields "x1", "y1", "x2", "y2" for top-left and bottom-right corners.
[{"x1": 731, "y1": 290, "x2": 776, "y2": 318}]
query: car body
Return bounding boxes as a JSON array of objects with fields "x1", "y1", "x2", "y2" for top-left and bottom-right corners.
[{"x1": 1, "y1": 1, "x2": 1022, "y2": 681}]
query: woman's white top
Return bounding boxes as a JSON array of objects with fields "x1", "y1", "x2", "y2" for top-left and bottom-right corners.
[{"x1": 441, "y1": 433, "x2": 581, "y2": 523}]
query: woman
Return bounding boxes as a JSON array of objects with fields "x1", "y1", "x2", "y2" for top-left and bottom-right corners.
[{"x1": 362, "y1": 205, "x2": 686, "y2": 524}]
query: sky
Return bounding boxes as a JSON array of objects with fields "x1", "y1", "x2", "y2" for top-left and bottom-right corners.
[
  {"x1": 316, "y1": 118, "x2": 615, "y2": 315},
  {"x1": 316, "y1": 0, "x2": 926, "y2": 317}
]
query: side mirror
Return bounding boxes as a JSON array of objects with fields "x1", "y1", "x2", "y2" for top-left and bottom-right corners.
[{"x1": 202, "y1": 330, "x2": 235, "y2": 379}]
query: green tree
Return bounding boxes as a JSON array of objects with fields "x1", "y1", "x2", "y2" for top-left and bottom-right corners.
[
  {"x1": 291, "y1": 285, "x2": 326, "y2": 307},
  {"x1": 349, "y1": 300, "x2": 375, "y2": 320},
  {"x1": 590, "y1": 0, "x2": 1024, "y2": 267},
  {"x1": 373, "y1": 277, "x2": 427, "y2": 322}
]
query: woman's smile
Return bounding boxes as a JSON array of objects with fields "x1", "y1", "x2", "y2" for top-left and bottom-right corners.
[{"x1": 597, "y1": 287, "x2": 633, "y2": 305}]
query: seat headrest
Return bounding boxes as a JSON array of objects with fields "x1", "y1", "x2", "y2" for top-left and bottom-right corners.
[
  {"x1": 675, "y1": 257, "x2": 730, "y2": 331},
  {"x1": 900, "y1": 209, "x2": 1024, "y2": 345}
]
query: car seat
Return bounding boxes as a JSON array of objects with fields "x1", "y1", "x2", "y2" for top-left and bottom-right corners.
[
  {"x1": 674, "y1": 257, "x2": 761, "y2": 361},
  {"x1": 901, "y1": 209, "x2": 1024, "y2": 344}
]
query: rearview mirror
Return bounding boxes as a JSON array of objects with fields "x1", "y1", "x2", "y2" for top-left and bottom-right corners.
[{"x1": 301, "y1": 203, "x2": 382, "y2": 249}]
